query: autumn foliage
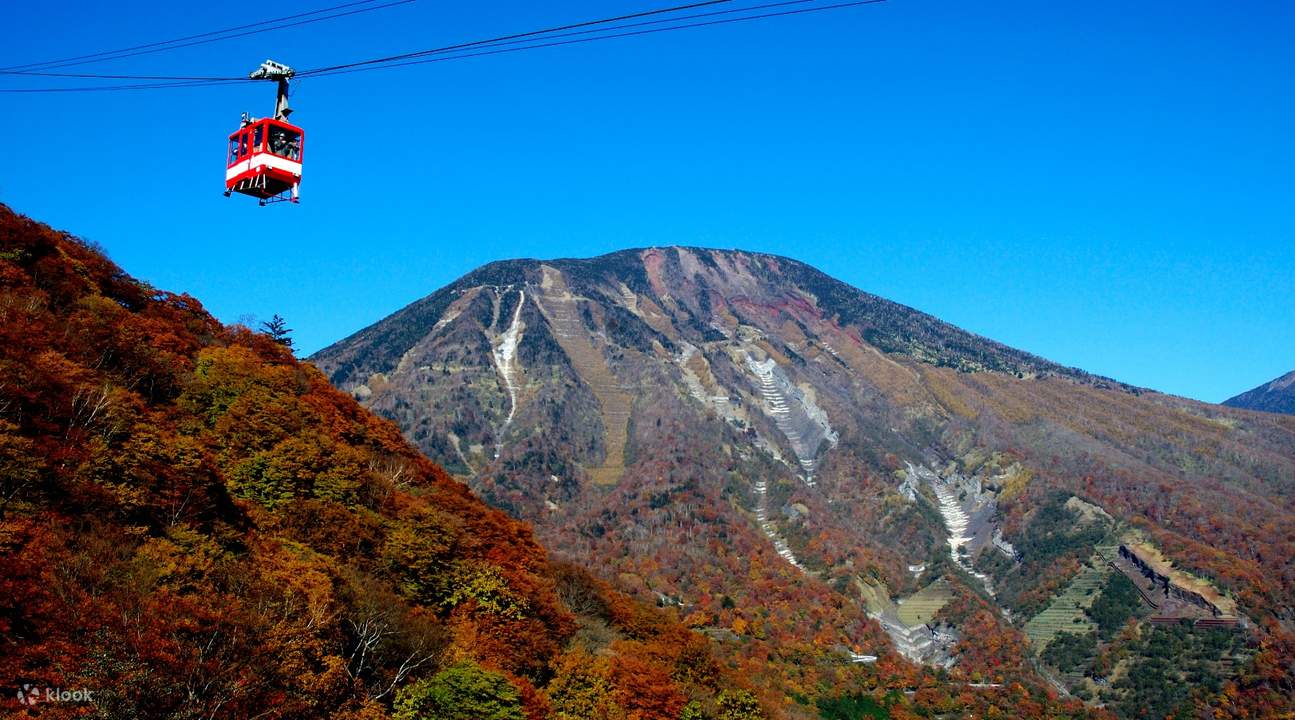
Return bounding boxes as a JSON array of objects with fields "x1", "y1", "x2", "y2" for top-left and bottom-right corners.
[{"x1": 0, "y1": 206, "x2": 758, "y2": 719}]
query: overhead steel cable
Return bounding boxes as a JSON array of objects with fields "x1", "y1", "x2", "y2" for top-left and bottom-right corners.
[
  {"x1": 0, "y1": 0, "x2": 394, "y2": 72},
  {"x1": 0, "y1": 70, "x2": 242, "y2": 81},
  {"x1": 0, "y1": 79, "x2": 250, "y2": 94},
  {"x1": 0, "y1": 0, "x2": 734, "y2": 87},
  {"x1": 0, "y1": 0, "x2": 887, "y2": 93},
  {"x1": 301, "y1": 0, "x2": 888, "y2": 79},
  {"x1": 298, "y1": 0, "x2": 822, "y2": 78},
  {"x1": 1, "y1": 0, "x2": 390, "y2": 71},
  {"x1": 295, "y1": 0, "x2": 736, "y2": 76},
  {"x1": 0, "y1": 0, "x2": 724, "y2": 84},
  {"x1": 0, "y1": 0, "x2": 418, "y2": 75}
]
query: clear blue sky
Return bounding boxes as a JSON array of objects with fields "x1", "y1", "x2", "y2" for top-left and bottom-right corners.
[{"x1": 1, "y1": 1, "x2": 1291, "y2": 403}]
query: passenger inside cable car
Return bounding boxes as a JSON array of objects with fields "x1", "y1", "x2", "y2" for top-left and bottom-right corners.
[
  {"x1": 227, "y1": 123, "x2": 304, "y2": 165},
  {"x1": 269, "y1": 128, "x2": 302, "y2": 160}
]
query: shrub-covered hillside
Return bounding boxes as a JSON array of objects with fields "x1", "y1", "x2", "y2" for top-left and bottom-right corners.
[{"x1": 0, "y1": 205, "x2": 758, "y2": 720}]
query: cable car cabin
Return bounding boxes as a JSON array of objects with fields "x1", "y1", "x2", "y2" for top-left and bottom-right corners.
[{"x1": 225, "y1": 118, "x2": 303, "y2": 204}]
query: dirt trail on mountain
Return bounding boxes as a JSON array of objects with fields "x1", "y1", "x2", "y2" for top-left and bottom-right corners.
[{"x1": 534, "y1": 266, "x2": 633, "y2": 485}]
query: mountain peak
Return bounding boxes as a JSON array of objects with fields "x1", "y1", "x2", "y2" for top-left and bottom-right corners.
[
  {"x1": 1224, "y1": 369, "x2": 1295, "y2": 415},
  {"x1": 314, "y1": 245, "x2": 1125, "y2": 393},
  {"x1": 308, "y1": 239, "x2": 1295, "y2": 717}
]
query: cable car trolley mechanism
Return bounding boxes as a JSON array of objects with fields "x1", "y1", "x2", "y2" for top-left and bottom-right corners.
[{"x1": 225, "y1": 60, "x2": 304, "y2": 205}]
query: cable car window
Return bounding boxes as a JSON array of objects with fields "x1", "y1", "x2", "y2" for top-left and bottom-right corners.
[
  {"x1": 229, "y1": 133, "x2": 249, "y2": 164},
  {"x1": 269, "y1": 128, "x2": 302, "y2": 160},
  {"x1": 252, "y1": 126, "x2": 265, "y2": 153}
]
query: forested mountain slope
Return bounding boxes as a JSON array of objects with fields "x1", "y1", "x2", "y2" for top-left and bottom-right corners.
[
  {"x1": 315, "y1": 245, "x2": 1295, "y2": 718},
  {"x1": 0, "y1": 207, "x2": 767, "y2": 720}
]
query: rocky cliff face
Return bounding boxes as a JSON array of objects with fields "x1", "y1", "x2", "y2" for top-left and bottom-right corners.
[
  {"x1": 312, "y1": 246, "x2": 1295, "y2": 715},
  {"x1": 315, "y1": 247, "x2": 1121, "y2": 485},
  {"x1": 1224, "y1": 369, "x2": 1295, "y2": 415}
]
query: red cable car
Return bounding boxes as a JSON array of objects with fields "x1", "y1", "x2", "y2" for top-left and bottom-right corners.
[
  {"x1": 225, "y1": 60, "x2": 304, "y2": 205},
  {"x1": 225, "y1": 118, "x2": 304, "y2": 204}
]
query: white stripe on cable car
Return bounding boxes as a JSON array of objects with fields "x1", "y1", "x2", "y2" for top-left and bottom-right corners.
[{"x1": 225, "y1": 153, "x2": 302, "y2": 182}]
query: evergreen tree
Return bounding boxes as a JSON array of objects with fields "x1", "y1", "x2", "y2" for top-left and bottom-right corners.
[{"x1": 259, "y1": 314, "x2": 293, "y2": 348}]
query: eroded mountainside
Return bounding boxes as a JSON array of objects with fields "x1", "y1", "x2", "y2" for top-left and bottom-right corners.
[
  {"x1": 315, "y1": 246, "x2": 1295, "y2": 718},
  {"x1": 1225, "y1": 369, "x2": 1295, "y2": 415},
  {"x1": 0, "y1": 208, "x2": 768, "y2": 720}
]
